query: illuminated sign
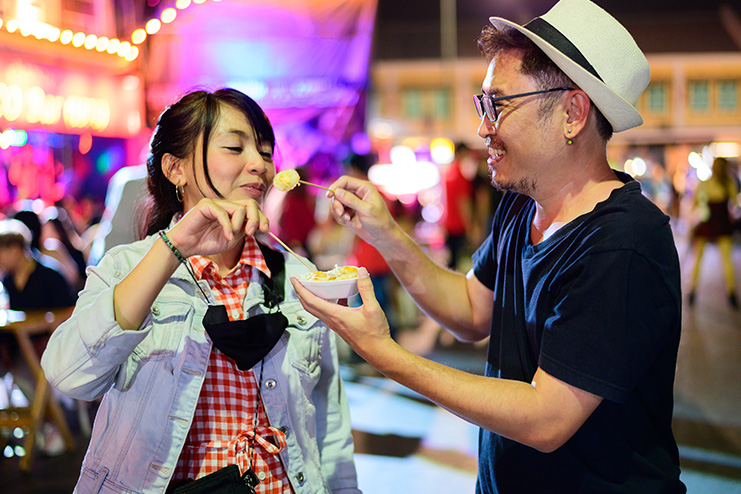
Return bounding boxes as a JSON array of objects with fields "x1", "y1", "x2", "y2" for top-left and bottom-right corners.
[{"x1": 0, "y1": 57, "x2": 144, "y2": 137}]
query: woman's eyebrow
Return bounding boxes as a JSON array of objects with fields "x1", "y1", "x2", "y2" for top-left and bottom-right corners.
[{"x1": 214, "y1": 128, "x2": 252, "y2": 141}]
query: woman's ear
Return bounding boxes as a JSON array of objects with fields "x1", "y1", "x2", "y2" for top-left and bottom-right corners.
[{"x1": 162, "y1": 153, "x2": 184, "y2": 186}]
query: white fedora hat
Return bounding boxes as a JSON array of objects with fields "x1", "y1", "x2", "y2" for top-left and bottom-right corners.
[{"x1": 489, "y1": 0, "x2": 650, "y2": 132}]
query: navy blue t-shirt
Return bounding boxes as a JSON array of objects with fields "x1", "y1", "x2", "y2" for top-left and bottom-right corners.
[{"x1": 472, "y1": 174, "x2": 685, "y2": 493}]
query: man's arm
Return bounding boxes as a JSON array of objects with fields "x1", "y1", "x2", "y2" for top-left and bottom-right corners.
[
  {"x1": 292, "y1": 269, "x2": 603, "y2": 452},
  {"x1": 329, "y1": 176, "x2": 492, "y2": 342}
]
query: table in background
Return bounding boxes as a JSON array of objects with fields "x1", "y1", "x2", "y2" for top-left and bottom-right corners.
[{"x1": 0, "y1": 307, "x2": 75, "y2": 472}]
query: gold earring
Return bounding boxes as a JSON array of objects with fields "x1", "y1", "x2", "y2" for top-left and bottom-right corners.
[{"x1": 175, "y1": 185, "x2": 184, "y2": 202}]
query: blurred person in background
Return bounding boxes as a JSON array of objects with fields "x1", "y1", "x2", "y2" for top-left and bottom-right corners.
[
  {"x1": 41, "y1": 206, "x2": 88, "y2": 291},
  {"x1": 292, "y1": 0, "x2": 686, "y2": 492},
  {"x1": 12, "y1": 208, "x2": 73, "y2": 285},
  {"x1": 471, "y1": 149, "x2": 504, "y2": 247},
  {"x1": 441, "y1": 142, "x2": 475, "y2": 270},
  {"x1": 344, "y1": 153, "x2": 397, "y2": 339},
  {"x1": 41, "y1": 88, "x2": 360, "y2": 494},
  {"x1": 688, "y1": 156, "x2": 739, "y2": 309},
  {"x1": 275, "y1": 166, "x2": 317, "y2": 259},
  {"x1": 87, "y1": 163, "x2": 149, "y2": 267},
  {"x1": 0, "y1": 218, "x2": 77, "y2": 455}
]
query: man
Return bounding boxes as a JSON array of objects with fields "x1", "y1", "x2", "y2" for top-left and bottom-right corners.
[
  {"x1": 441, "y1": 142, "x2": 474, "y2": 269},
  {"x1": 0, "y1": 218, "x2": 77, "y2": 455},
  {"x1": 291, "y1": 0, "x2": 686, "y2": 492},
  {"x1": 0, "y1": 218, "x2": 77, "y2": 310}
]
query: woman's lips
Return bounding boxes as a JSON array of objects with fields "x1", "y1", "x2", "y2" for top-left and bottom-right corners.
[{"x1": 241, "y1": 183, "x2": 265, "y2": 198}]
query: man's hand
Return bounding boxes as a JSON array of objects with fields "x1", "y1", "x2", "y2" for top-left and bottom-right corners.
[
  {"x1": 291, "y1": 267, "x2": 394, "y2": 360},
  {"x1": 328, "y1": 176, "x2": 398, "y2": 248}
]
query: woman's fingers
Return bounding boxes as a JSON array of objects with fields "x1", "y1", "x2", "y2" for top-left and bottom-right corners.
[
  {"x1": 170, "y1": 198, "x2": 270, "y2": 256},
  {"x1": 239, "y1": 199, "x2": 270, "y2": 236}
]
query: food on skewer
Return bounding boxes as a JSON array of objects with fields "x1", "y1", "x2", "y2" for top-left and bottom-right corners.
[
  {"x1": 273, "y1": 169, "x2": 333, "y2": 192},
  {"x1": 273, "y1": 169, "x2": 301, "y2": 191}
]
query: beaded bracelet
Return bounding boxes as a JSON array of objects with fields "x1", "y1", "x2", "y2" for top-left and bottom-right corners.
[
  {"x1": 158, "y1": 230, "x2": 187, "y2": 264},
  {"x1": 158, "y1": 230, "x2": 212, "y2": 302}
]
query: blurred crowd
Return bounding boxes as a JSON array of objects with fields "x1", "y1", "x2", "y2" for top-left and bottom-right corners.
[
  {"x1": 0, "y1": 145, "x2": 739, "y2": 458},
  {"x1": 0, "y1": 148, "x2": 737, "y2": 345},
  {"x1": 0, "y1": 148, "x2": 738, "y2": 351}
]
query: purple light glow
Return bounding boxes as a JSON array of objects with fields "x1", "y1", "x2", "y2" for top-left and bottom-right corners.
[{"x1": 146, "y1": 0, "x2": 377, "y2": 170}]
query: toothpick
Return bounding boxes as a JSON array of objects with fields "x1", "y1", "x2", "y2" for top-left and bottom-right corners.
[
  {"x1": 299, "y1": 180, "x2": 333, "y2": 192},
  {"x1": 268, "y1": 232, "x2": 317, "y2": 273}
]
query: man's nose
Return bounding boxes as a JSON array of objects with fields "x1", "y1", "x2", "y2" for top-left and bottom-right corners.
[{"x1": 477, "y1": 114, "x2": 495, "y2": 139}]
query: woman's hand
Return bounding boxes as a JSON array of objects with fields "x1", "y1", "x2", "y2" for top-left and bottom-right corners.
[{"x1": 164, "y1": 198, "x2": 269, "y2": 257}]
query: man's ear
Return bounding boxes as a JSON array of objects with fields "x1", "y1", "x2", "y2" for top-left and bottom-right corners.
[
  {"x1": 162, "y1": 153, "x2": 184, "y2": 186},
  {"x1": 564, "y1": 90, "x2": 590, "y2": 137}
]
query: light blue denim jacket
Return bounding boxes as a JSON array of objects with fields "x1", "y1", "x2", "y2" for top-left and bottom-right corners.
[{"x1": 41, "y1": 234, "x2": 361, "y2": 494}]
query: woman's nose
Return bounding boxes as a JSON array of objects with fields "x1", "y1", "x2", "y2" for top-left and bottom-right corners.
[{"x1": 245, "y1": 148, "x2": 268, "y2": 174}]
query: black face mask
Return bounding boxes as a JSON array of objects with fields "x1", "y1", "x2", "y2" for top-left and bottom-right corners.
[{"x1": 202, "y1": 244, "x2": 288, "y2": 371}]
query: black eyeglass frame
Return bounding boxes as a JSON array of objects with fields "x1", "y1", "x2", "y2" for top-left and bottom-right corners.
[{"x1": 473, "y1": 87, "x2": 575, "y2": 123}]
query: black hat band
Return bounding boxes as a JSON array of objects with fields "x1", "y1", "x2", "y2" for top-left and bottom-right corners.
[{"x1": 524, "y1": 17, "x2": 604, "y2": 83}]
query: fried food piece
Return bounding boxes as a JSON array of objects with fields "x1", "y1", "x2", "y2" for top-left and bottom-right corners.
[
  {"x1": 273, "y1": 169, "x2": 301, "y2": 191},
  {"x1": 302, "y1": 265, "x2": 359, "y2": 281}
]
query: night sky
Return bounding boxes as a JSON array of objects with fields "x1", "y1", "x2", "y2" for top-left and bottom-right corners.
[
  {"x1": 373, "y1": 0, "x2": 741, "y2": 59},
  {"x1": 377, "y1": 0, "x2": 738, "y2": 22}
]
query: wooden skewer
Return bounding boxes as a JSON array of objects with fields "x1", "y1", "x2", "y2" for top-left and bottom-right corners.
[
  {"x1": 299, "y1": 180, "x2": 333, "y2": 192},
  {"x1": 268, "y1": 232, "x2": 317, "y2": 273}
]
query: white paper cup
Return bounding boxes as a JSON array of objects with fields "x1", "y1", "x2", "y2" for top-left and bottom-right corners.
[
  {"x1": 298, "y1": 277, "x2": 359, "y2": 300},
  {"x1": 298, "y1": 266, "x2": 360, "y2": 300}
]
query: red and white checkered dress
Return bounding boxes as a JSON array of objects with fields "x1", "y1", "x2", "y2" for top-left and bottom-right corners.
[{"x1": 171, "y1": 237, "x2": 293, "y2": 493}]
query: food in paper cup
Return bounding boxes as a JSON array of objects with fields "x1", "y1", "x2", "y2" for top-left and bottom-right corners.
[
  {"x1": 273, "y1": 169, "x2": 301, "y2": 191},
  {"x1": 298, "y1": 265, "x2": 359, "y2": 299}
]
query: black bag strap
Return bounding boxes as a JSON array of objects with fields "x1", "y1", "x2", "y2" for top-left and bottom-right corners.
[{"x1": 257, "y1": 242, "x2": 285, "y2": 309}]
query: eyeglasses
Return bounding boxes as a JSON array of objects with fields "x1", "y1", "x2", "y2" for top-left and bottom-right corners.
[{"x1": 473, "y1": 87, "x2": 574, "y2": 123}]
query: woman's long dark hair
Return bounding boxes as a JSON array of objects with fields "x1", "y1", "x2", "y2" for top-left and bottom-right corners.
[{"x1": 143, "y1": 88, "x2": 275, "y2": 238}]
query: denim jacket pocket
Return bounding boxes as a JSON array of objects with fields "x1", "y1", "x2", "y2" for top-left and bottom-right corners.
[
  {"x1": 128, "y1": 301, "x2": 193, "y2": 380},
  {"x1": 282, "y1": 304, "x2": 323, "y2": 376}
]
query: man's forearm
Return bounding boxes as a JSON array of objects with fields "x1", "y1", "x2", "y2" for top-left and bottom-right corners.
[
  {"x1": 373, "y1": 225, "x2": 487, "y2": 342},
  {"x1": 363, "y1": 338, "x2": 560, "y2": 452}
]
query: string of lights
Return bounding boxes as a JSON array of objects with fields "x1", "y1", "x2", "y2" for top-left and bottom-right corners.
[{"x1": 0, "y1": 0, "x2": 219, "y2": 62}]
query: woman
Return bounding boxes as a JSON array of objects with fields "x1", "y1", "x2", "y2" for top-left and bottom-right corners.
[
  {"x1": 688, "y1": 156, "x2": 739, "y2": 309},
  {"x1": 41, "y1": 88, "x2": 361, "y2": 494}
]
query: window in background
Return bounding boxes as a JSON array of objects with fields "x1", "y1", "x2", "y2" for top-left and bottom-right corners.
[
  {"x1": 402, "y1": 89, "x2": 423, "y2": 119},
  {"x1": 688, "y1": 80, "x2": 711, "y2": 113},
  {"x1": 646, "y1": 81, "x2": 668, "y2": 113},
  {"x1": 717, "y1": 80, "x2": 739, "y2": 113}
]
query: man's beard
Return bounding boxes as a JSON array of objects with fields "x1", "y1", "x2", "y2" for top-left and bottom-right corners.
[{"x1": 489, "y1": 170, "x2": 536, "y2": 196}]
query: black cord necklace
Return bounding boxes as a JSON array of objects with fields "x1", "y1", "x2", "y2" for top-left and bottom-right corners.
[{"x1": 241, "y1": 360, "x2": 263, "y2": 492}]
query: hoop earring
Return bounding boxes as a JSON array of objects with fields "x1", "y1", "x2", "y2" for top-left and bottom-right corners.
[{"x1": 175, "y1": 185, "x2": 184, "y2": 202}]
